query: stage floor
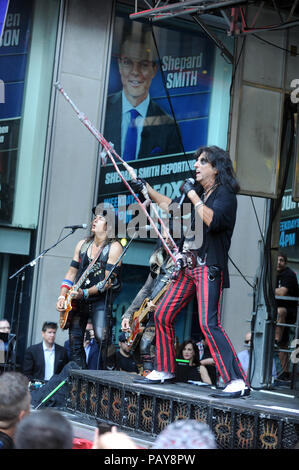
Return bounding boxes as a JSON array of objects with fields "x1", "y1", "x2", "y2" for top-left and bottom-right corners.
[
  {"x1": 71, "y1": 369, "x2": 299, "y2": 415},
  {"x1": 65, "y1": 370, "x2": 299, "y2": 449}
]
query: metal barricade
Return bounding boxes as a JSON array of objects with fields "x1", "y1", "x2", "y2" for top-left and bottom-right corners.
[{"x1": 275, "y1": 295, "x2": 299, "y2": 391}]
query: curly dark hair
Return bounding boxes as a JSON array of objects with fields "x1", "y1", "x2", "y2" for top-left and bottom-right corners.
[{"x1": 194, "y1": 146, "x2": 240, "y2": 194}]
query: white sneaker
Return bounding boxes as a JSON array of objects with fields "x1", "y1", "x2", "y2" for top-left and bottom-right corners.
[
  {"x1": 211, "y1": 379, "x2": 250, "y2": 398},
  {"x1": 223, "y1": 380, "x2": 246, "y2": 393},
  {"x1": 146, "y1": 370, "x2": 175, "y2": 382}
]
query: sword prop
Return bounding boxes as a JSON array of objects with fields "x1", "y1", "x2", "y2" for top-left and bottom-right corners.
[
  {"x1": 54, "y1": 81, "x2": 177, "y2": 262},
  {"x1": 124, "y1": 168, "x2": 179, "y2": 254}
]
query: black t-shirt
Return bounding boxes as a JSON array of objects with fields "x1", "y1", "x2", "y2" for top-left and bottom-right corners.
[
  {"x1": 115, "y1": 351, "x2": 138, "y2": 373},
  {"x1": 276, "y1": 266, "x2": 298, "y2": 315},
  {"x1": 197, "y1": 185, "x2": 237, "y2": 289},
  {"x1": 176, "y1": 362, "x2": 202, "y2": 382},
  {"x1": 184, "y1": 185, "x2": 237, "y2": 288},
  {"x1": 0, "y1": 431, "x2": 14, "y2": 449},
  {"x1": 187, "y1": 365, "x2": 202, "y2": 381},
  {"x1": 174, "y1": 185, "x2": 237, "y2": 288}
]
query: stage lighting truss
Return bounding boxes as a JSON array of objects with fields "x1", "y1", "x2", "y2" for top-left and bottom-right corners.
[{"x1": 130, "y1": 1, "x2": 299, "y2": 37}]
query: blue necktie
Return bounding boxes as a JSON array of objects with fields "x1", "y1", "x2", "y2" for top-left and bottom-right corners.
[{"x1": 123, "y1": 109, "x2": 139, "y2": 161}]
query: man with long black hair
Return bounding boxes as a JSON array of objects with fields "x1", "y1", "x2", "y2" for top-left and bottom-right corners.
[
  {"x1": 56, "y1": 211, "x2": 122, "y2": 369},
  {"x1": 131, "y1": 146, "x2": 249, "y2": 398}
]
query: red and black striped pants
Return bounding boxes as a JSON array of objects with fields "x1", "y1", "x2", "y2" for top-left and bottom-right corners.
[{"x1": 154, "y1": 265, "x2": 247, "y2": 385}]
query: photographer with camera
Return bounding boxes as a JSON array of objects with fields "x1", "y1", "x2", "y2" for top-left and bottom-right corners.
[{"x1": 0, "y1": 319, "x2": 17, "y2": 373}]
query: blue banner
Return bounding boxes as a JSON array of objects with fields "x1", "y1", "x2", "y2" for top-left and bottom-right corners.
[
  {"x1": 0, "y1": 0, "x2": 33, "y2": 223},
  {"x1": 0, "y1": 0, "x2": 10, "y2": 40},
  {"x1": 105, "y1": 14, "x2": 215, "y2": 159},
  {"x1": 0, "y1": 0, "x2": 32, "y2": 119}
]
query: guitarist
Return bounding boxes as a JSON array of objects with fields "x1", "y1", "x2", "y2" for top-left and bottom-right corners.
[
  {"x1": 121, "y1": 230, "x2": 175, "y2": 376},
  {"x1": 56, "y1": 211, "x2": 123, "y2": 369}
]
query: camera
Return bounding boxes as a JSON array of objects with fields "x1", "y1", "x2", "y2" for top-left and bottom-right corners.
[{"x1": 84, "y1": 330, "x2": 91, "y2": 342}]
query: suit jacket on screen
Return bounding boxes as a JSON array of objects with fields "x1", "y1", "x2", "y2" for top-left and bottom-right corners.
[{"x1": 104, "y1": 91, "x2": 182, "y2": 159}]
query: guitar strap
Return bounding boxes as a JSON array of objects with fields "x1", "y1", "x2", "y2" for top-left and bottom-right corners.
[
  {"x1": 150, "y1": 257, "x2": 174, "y2": 300},
  {"x1": 60, "y1": 242, "x2": 109, "y2": 329},
  {"x1": 75, "y1": 241, "x2": 110, "y2": 287}
]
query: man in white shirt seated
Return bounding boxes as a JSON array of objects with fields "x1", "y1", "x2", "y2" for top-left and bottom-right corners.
[{"x1": 23, "y1": 322, "x2": 69, "y2": 383}]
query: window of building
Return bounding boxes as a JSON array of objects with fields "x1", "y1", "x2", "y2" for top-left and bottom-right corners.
[
  {"x1": 0, "y1": 0, "x2": 60, "y2": 364},
  {"x1": 0, "y1": 0, "x2": 60, "y2": 229}
]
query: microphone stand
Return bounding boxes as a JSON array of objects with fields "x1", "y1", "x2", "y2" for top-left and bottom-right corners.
[
  {"x1": 100, "y1": 232, "x2": 137, "y2": 370},
  {"x1": 9, "y1": 228, "x2": 81, "y2": 368},
  {"x1": 9, "y1": 228, "x2": 80, "y2": 281}
]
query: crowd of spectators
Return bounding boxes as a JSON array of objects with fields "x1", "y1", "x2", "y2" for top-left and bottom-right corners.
[
  {"x1": 1, "y1": 367, "x2": 298, "y2": 450},
  {"x1": 0, "y1": 369, "x2": 218, "y2": 450},
  {"x1": 0, "y1": 369, "x2": 219, "y2": 450}
]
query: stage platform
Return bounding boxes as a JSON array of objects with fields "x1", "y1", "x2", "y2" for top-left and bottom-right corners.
[{"x1": 64, "y1": 369, "x2": 299, "y2": 449}]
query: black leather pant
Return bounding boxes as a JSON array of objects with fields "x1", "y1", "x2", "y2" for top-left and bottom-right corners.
[
  {"x1": 139, "y1": 313, "x2": 156, "y2": 372},
  {"x1": 68, "y1": 299, "x2": 107, "y2": 369}
]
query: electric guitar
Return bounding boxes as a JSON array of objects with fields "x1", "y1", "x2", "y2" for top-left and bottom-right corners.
[
  {"x1": 126, "y1": 280, "x2": 171, "y2": 349},
  {"x1": 59, "y1": 245, "x2": 105, "y2": 330}
]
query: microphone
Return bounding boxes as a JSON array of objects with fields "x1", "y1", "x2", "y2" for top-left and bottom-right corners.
[
  {"x1": 138, "y1": 224, "x2": 152, "y2": 231},
  {"x1": 178, "y1": 178, "x2": 195, "y2": 206},
  {"x1": 64, "y1": 224, "x2": 87, "y2": 230},
  {"x1": 128, "y1": 224, "x2": 152, "y2": 234}
]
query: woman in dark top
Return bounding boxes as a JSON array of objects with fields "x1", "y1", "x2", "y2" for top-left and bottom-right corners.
[
  {"x1": 132, "y1": 146, "x2": 248, "y2": 398},
  {"x1": 177, "y1": 339, "x2": 212, "y2": 383}
]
